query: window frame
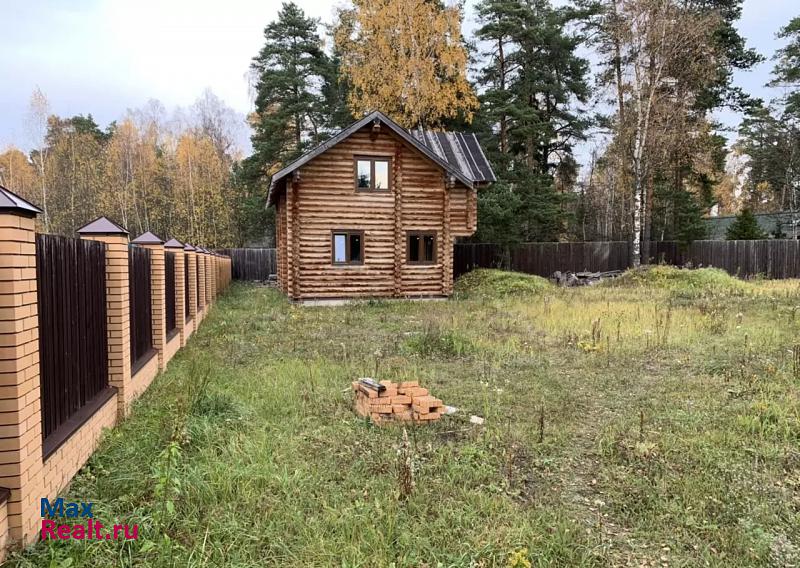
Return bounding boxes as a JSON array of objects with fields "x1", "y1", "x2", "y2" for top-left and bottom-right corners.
[
  {"x1": 406, "y1": 232, "x2": 437, "y2": 265},
  {"x1": 354, "y1": 156, "x2": 392, "y2": 192},
  {"x1": 330, "y1": 229, "x2": 365, "y2": 266}
]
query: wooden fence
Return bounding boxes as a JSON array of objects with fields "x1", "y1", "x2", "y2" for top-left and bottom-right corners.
[
  {"x1": 455, "y1": 239, "x2": 800, "y2": 280},
  {"x1": 454, "y1": 241, "x2": 631, "y2": 278},
  {"x1": 219, "y1": 240, "x2": 800, "y2": 283},
  {"x1": 653, "y1": 240, "x2": 800, "y2": 279},
  {"x1": 36, "y1": 235, "x2": 110, "y2": 458},
  {"x1": 217, "y1": 248, "x2": 277, "y2": 281}
]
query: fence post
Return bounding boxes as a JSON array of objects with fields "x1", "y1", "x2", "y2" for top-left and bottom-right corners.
[
  {"x1": 132, "y1": 232, "x2": 166, "y2": 371},
  {"x1": 77, "y1": 217, "x2": 132, "y2": 417},
  {"x1": 0, "y1": 188, "x2": 43, "y2": 548},
  {"x1": 165, "y1": 239, "x2": 185, "y2": 346}
]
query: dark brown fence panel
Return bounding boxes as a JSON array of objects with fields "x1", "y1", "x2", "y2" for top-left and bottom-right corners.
[
  {"x1": 216, "y1": 248, "x2": 276, "y2": 281},
  {"x1": 653, "y1": 239, "x2": 800, "y2": 279},
  {"x1": 455, "y1": 239, "x2": 800, "y2": 281},
  {"x1": 453, "y1": 243, "x2": 505, "y2": 278},
  {"x1": 36, "y1": 234, "x2": 112, "y2": 457},
  {"x1": 129, "y1": 245, "x2": 153, "y2": 373},
  {"x1": 165, "y1": 252, "x2": 177, "y2": 337},
  {"x1": 454, "y1": 241, "x2": 632, "y2": 279},
  {"x1": 196, "y1": 260, "x2": 203, "y2": 309},
  {"x1": 184, "y1": 257, "x2": 190, "y2": 320}
]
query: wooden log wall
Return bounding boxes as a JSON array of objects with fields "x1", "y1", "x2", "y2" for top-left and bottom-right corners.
[{"x1": 273, "y1": 126, "x2": 475, "y2": 300}]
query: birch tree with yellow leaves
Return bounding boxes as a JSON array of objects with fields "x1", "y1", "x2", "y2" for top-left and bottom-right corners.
[{"x1": 333, "y1": 0, "x2": 478, "y2": 128}]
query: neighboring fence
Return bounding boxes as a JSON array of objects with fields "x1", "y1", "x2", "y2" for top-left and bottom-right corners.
[
  {"x1": 0, "y1": 196, "x2": 234, "y2": 559},
  {"x1": 454, "y1": 241, "x2": 631, "y2": 278},
  {"x1": 36, "y1": 235, "x2": 110, "y2": 458},
  {"x1": 455, "y1": 239, "x2": 800, "y2": 280},
  {"x1": 653, "y1": 240, "x2": 800, "y2": 279},
  {"x1": 217, "y1": 248, "x2": 277, "y2": 281}
]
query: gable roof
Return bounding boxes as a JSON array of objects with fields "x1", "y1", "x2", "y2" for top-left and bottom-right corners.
[{"x1": 267, "y1": 111, "x2": 494, "y2": 206}]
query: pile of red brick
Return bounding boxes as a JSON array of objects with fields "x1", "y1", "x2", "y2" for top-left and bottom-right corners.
[{"x1": 352, "y1": 379, "x2": 444, "y2": 424}]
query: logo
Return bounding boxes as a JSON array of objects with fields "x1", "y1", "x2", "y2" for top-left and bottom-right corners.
[{"x1": 40, "y1": 498, "x2": 138, "y2": 541}]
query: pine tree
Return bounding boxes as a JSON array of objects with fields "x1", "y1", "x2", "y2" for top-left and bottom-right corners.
[
  {"x1": 473, "y1": 0, "x2": 589, "y2": 244},
  {"x1": 247, "y1": 2, "x2": 330, "y2": 181},
  {"x1": 726, "y1": 208, "x2": 766, "y2": 240}
]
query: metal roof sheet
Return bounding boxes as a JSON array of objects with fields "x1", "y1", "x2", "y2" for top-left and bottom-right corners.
[
  {"x1": 411, "y1": 129, "x2": 496, "y2": 184},
  {"x1": 76, "y1": 216, "x2": 129, "y2": 235},
  {"x1": 131, "y1": 231, "x2": 164, "y2": 244},
  {"x1": 0, "y1": 184, "x2": 43, "y2": 216}
]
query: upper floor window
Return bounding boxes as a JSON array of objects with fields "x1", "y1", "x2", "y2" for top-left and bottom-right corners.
[
  {"x1": 407, "y1": 232, "x2": 437, "y2": 265},
  {"x1": 355, "y1": 157, "x2": 390, "y2": 191}
]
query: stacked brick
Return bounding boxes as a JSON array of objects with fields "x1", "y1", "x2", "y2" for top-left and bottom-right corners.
[{"x1": 352, "y1": 379, "x2": 444, "y2": 424}]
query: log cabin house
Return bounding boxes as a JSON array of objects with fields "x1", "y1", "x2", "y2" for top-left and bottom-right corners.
[{"x1": 268, "y1": 111, "x2": 495, "y2": 302}]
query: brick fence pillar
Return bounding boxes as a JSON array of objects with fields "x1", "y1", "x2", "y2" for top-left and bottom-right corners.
[
  {"x1": 197, "y1": 249, "x2": 207, "y2": 319},
  {"x1": 77, "y1": 217, "x2": 131, "y2": 417},
  {"x1": 0, "y1": 187, "x2": 43, "y2": 547},
  {"x1": 209, "y1": 253, "x2": 217, "y2": 302},
  {"x1": 184, "y1": 244, "x2": 198, "y2": 328},
  {"x1": 165, "y1": 239, "x2": 185, "y2": 346},
  {"x1": 132, "y1": 232, "x2": 165, "y2": 370}
]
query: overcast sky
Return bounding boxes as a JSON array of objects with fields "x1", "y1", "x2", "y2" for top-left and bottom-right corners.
[{"x1": 1, "y1": 0, "x2": 796, "y2": 161}]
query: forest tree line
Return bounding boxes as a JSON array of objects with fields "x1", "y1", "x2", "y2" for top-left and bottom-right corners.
[
  {"x1": 2, "y1": 0, "x2": 800, "y2": 261},
  {"x1": 1, "y1": 89, "x2": 249, "y2": 247}
]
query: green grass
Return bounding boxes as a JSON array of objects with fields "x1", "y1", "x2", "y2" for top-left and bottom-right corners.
[
  {"x1": 453, "y1": 268, "x2": 552, "y2": 300},
  {"x1": 8, "y1": 270, "x2": 800, "y2": 567}
]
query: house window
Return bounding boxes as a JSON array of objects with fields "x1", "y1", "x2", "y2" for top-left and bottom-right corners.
[
  {"x1": 355, "y1": 157, "x2": 391, "y2": 191},
  {"x1": 407, "y1": 233, "x2": 437, "y2": 264},
  {"x1": 332, "y1": 231, "x2": 364, "y2": 265}
]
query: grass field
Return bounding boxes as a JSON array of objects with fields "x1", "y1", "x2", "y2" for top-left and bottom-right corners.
[{"x1": 8, "y1": 268, "x2": 800, "y2": 567}]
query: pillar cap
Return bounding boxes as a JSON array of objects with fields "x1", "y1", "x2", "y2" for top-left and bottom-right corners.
[
  {"x1": 0, "y1": 184, "x2": 42, "y2": 217},
  {"x1": 164, "y1": 238, "x2": 184, "y2": 249},
  {"x1": 131, "y1": 231, "x2": 164, "y2": 244},
  {"x1": 77, "y1": 216, "x2": 129, "y2": 236},
  {"x1": 184, "y1": 243, "x2": 196, "y2": 251}
]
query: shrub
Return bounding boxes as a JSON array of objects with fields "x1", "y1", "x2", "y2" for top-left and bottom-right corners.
[{"x1": 454, "y1": 269, "x2": 551, "y2": 300}]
